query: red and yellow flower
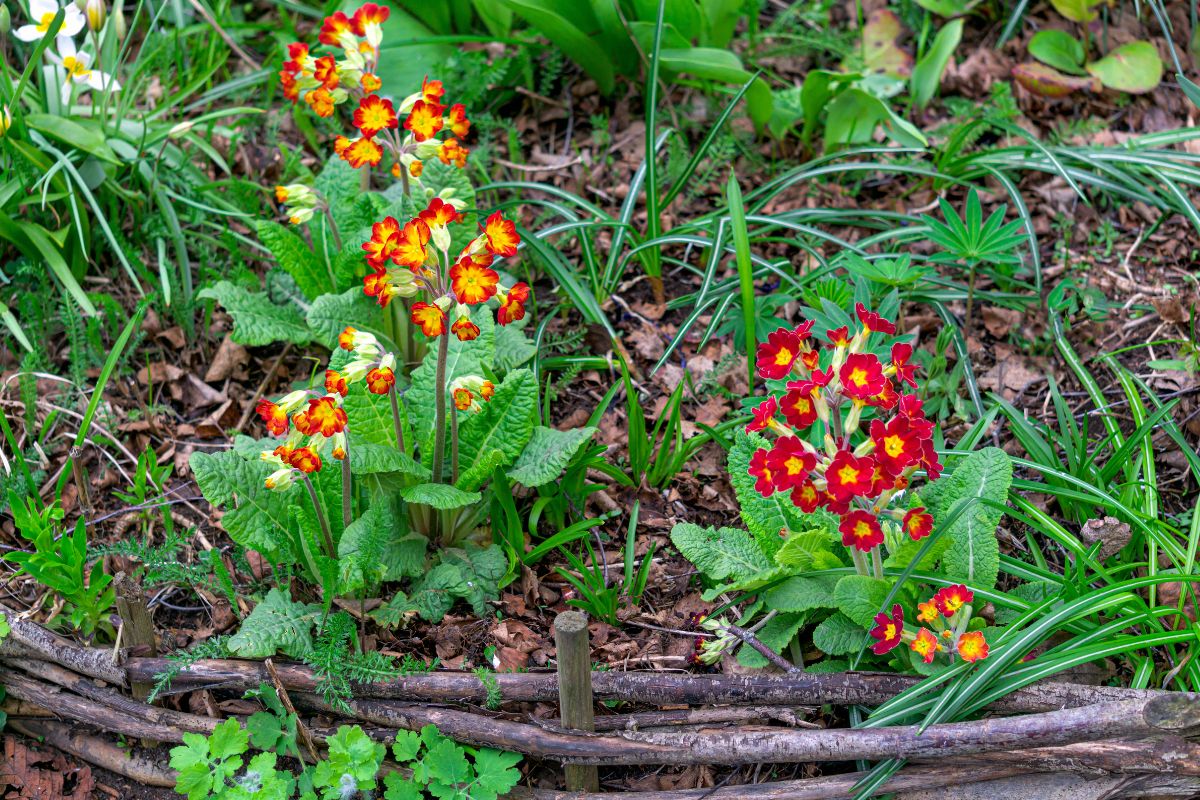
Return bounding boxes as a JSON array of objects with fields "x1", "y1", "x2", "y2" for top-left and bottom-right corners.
[
  {"x1": 956, "y1": 631, "x2": 989, "y2": 663},
  {"x1": 766, "y1": 436, "x2": 815, "y2": 490},
  {"x1": 411, "y1": 301, "x2": 447, "y2": 337},
  {"x1": 403, "y1": 99, "x2": 444, "y2": 141},
  {"x1": 856, "y1": 302, "x2": 897, "y2": 335},
  {"x1": 869, "y1": 604, "x2": 904, "y2": 655},
  {"x1": 446, "y1": 103, "x2": 470, "y2": 138},
  {"x1": 353, "y1": 94, "x2": 397, "y2": 137},
  {"x1": 825, "y1": 450, "x2": 875, "y2": 501},
  {"x1": 916, "y1": 599, "x2": 939, "y2": 624},
  {"x1": 790, "y1": 479, "x2": 820, "y2": 512},
  {"x1": 482, "y1": 211, "x2": 520, "y2": 257},
  {"x1": 869, "y1": 416, "x2": 923, "y2": 476},
  {"x1": 365, "y1": 366, "x2": 395, "y2": 395},
  {"x1": 933, "y1": 584, "x2": 973, "y2": 617},
  {"x1": 748, "y1": 448, "x2": 776, "y2": 496},
  {"x1": 324, "y1": 369, "x2": 349, "y2": 397},
  {"x1": 780, "y1": 381, "x2": 819, "y2": 430},
  {"x1": 911, "y1": 627, "x2": 941, "y2": 664},
  {"x1": 293, "y1": 396, "x2": 349, "y2": 437},
  {"x1": 756, "y1": 328, "x2": 802, "y2": 380},
  {"x1": 450, "y1": 257, "x2": 500, "y2": 305},
  {"x1": 902, "y1": 507, "x2": 933, "y2": 541},
  {"x1": 745, "y1": 396, "x2": 778, "y2": 433},
  {"x1": 839, "y1": 509, "x2": 884, "y2": 552},
  {"x1": 451, "y1": 314, "x2": 480, "y2": 341},
  {"x1": 889, "y1": 342, "x2": 917, "y2": 389},
  {"x1": 341, "y1": 136, "x2": 383, "y2": 168},
  {"x1": 839, "y1": 353, "x2": 886, "y2": 401}
]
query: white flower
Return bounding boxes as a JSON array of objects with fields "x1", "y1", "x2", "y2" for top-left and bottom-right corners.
[
  {"x1": 46, "y1": 36, "x2": 121, "y2": 102},
  {"x1": 15, "y1": 0, "x2": 84, "y2": 42}
]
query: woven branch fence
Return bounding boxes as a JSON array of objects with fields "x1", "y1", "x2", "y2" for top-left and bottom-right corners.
[{"x1": 2, "y1": 607, "x2": 1199, "y2": 799}]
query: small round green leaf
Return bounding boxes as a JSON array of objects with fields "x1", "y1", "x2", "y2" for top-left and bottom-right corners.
[
  {"x1": 1086, "y1": 41, "x2": 1164, "y2": 94},
  {"x1": 1028, "y1": 29, "x2": 1086, "y2": 75}
]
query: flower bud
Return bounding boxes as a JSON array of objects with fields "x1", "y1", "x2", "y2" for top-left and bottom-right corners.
[
  {"x1": 0, "y1": 5, "x2": 11, "y2": 35},
  {"x1": 112, "y1": 1, "x2": 125, "y2": 40},
  {"x1": 0, "y1": 106, "x2": 10, "y2": 139},
  {"x1": 85, "y1": 0, "x2": 105, "y2": 32}
]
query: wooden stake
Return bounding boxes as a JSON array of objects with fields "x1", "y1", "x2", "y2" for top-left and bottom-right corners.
[
  {"x1": 113, "y1": 574, "x2": 158, "y2": 748},
  {"x1": 554, "y1": 610, "x2": 599, "y2": 792}
]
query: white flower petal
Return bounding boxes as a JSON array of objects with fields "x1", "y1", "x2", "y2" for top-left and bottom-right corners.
[
  {"x1": 60, "y1": 11, "x2": 84, "y2": 37},
  {"x1": 55, "y1": 34, "x2": 77, "y2": 57},
  {"x1": 14, "y1": 24, "x2": 44, "y2": 41},
  {"x1": 29, "y1": 0, "x2": 57, "y2": 19},
  {"x1": 86, "y1": 71, "x2": 119, "y2": 92}
]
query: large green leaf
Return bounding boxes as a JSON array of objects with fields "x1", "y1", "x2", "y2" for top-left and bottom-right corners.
[
  {"x1": 669, "y1": 522, "x2": 770, "y2": 583},
  {"x1": 227, "y1": 588, "x2": 320, "y2": 658},
  {"x1": 910, "y1": 18, "x2": 962, "y2": 108},
  {"x1": 813, "y1": 612, "x2": 871, "y2": 656},
  {"x1": 506, "y1": 426, "x2": 596, "y2": 487},
  {"x1": 197, "y1": 282, "x2": 311, "y2": 346},
  {"x1": 930, "y1": 447, "x2": 1013, "y2": 592},
  {"x1": 456, "y1": 368, "x2": 538, "y2": 470},
  {"x1": 406, "y1": 310, "x2": 494, "y2": 437},
  {"x1": 833, "y1": 574, "x2": 891, "y2": 628},
  {"x1": 497, "y1": 0, "x2": 615, "y2": 94},
  {"x1": 191, "y1": 449, "x2": 294, "y2": 557},
  {"x1": 401, "y1": 483, "x2": 482, "y2": 510},
  {"x1": 1086, "y1": 41, "x2": 1163, "y2": 94},
  {"x1": 728, "y1": 430, "x2": 810, "y2": 558},
  {"x1": 255, "y1": 220, "x2": 329, "y2": 301},
  {"x1": 764, "y1": 576, "x2": 838, "y2": 614}
]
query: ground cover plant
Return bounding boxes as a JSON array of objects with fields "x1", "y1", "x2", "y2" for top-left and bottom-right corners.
[{"x1": 3, "y1": 0, "x2": 1200, "y2": 798}]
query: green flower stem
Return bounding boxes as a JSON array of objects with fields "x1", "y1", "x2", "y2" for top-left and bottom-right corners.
[
  {"x1": 389, "y1": 387, "x2": 405, "y2": 455},
  {"x1": 322, "y1": 204, "x2": 343, "y2": 252},
  {"x1": 850, "y1": 547, "x2": 869, "y2": 576},
  {"x1": 871, "y1": 546, "x2": 884, "y2": 580},
  {"x1": 340, "y1": 448, "x2": 352, "y2": 530},
  {"x1": 450, "y1": 402, "x2": 459, "y2": 485},
  {"x1": 301, "y1": 473, "x2": 336, "y2": 560},
  {"x1": 430, "y1": 332, "x2": 450, "y2": 483}
]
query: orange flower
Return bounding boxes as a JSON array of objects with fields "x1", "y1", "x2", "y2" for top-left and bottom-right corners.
[
  {"x1": 333, "y1": 136, "x2": 352, "y2": 156},
  {"x1": 781, "y1": 381, "x2": 818, "y2": 430},
  {"x1": 419, "y1": 197, "x2": 462, "y2": 229},
  {"x1": 391, "y1": 219, "x2": 431, "y2": 268},
  {"x1": 437, "y1": 138, "x2": 468, "y2": 168},
  {"x1": 365, "y1": 367, "x2": 395, "y2": 394},
  {"x1": 350, "y1": 2, "x2": 389, "y2": 36},
  {"x1": 305, "y1": 88, "x2": 336, "y2": 117},
  {"x1": 497, "y1": 282, "x2": 529, "y2": 325},
  {"x1": 324, "y1": 370, "x2": 349, "y2": 396},
  {"x1": 446, "y1": 103, "x2": 470, "y2": 138},
  {"x1": 748, "y1": 448, "x2": 775, "y2": 497},
  {"x1": 421, "y1": 75, "x2": 444, "y2": 104},
  {"x1": 902, "y1": 507, "x2": 933, "y2": 541},
  {"x1": 482, "y1": 211, "x2": 519, "y2": 257},
  {"x1": 318, "y1": 11, "x2": 353, "y2": 47},
  {"x1": 403, "y1": 99, "x2": 444, "y2": 141},
  {"x1": 293, "y1": 396, "x2": 348, "y2": 437},
  {"x1": 450, "y1": 257, "x2": 500, "y2": 305},
  {"x1": 353, "y1": 95, "x2": 398, "y2": 137},
  {"x1": 870, "y1": 604, "x2": 904, "y2": 655},
  {"x1": 453, "y1": 387, "x2": 473, "y2": 411},
  {"x1": 361, "y1": 72, "x2": 382, "y2": 93},
  {"x1": 288, "y1": 446, "x2": 322, "y2": 474},
  {"x1": 256, "y1": 399, "x2": 289, "y2": 437},
  {"x1": 911, "y1": 627, "x2": 940, "y2": 664},
  {"x1": 839, "y1": 353, "x2": 886, "y2": 401},
  {"x1": 411, "y1": 302, "x2": 447, "y2": 337},
  {"x1": 756, "y1": 328, "x2": 802, "y2": 380},
  {"x1": 280, "y1": 70, "x2": 299, "y2": 102},
  {"x1": 956, "y1": 631, "x2": 989, "y2": 663},
  {"x1": 825, "y1": 450, "x2": 875, "y2": 501},
  {"x1": 745, "y1": 396, "x2": 777, "y2": 433},
  {"x1": 338, "y1": 326, "x2": 358, "y2": 351},
  {"x1": 409, "y1": 159, "x2": 424, "y2": 177},
  {"x1": 313, "y1": 55, "x2": 338, "y2": 90},
  {"x1": 362, "y1": 216, "x2": 401, "y2": 267},
  {"x1": 916, "y1": 599, "x2": 939, "y2": 624},
  {"x1": 765, "y1": 436, "x2": 815, "y2": 490},
  {"x1": 869, "y1": 416, "x2": 922, "y2": 476},
  {"x1": 363, "y1": 269, "x2": 392, "y2": 304},
  {"x1": 342, "y1": 136, "x2": 383, "y2": 168},
  {"x1": 479, "y1": 380, "x2": 495, "y2": 400},
  {"x1": 933, "y1": 585, "x2": 973, "y2": 617},
  {"x1": 451, "y1": 315, "x2": 480, "y2": 341},
  {"x1": 283, "y1": 42, "x2": 309, "y2": 73},
  {"x1": 839, "y1": 509, "x2": 884, "y2": 552}
]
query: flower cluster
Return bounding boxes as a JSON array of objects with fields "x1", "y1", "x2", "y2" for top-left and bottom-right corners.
[
  {"x1": 361, "y1": 196, "x2": 528, "y2": 338},
  {"x1": 333, "y1": 326, "x2": 397, "y2": 395},
  {"x1": 16, "y1": 0, "x2": 120, "y2": 103},
  {"x1": 254, "y1": 390, "x2": 349, "y2": 491},
  {"x1": 280, "y1": 6, "x2": 470, "y2": 179},
  {"x1": 451, "y1": 375, "x2": 495, "y2": 413},
  {"x1": 274, "y1": 184, "x2": 321, "y2": 226},
  {"x1": 870, "y1": 584, "x2": 989, "y2": 664},
  {"x1": 745, "y1": 305, "x2": 941, "y2": 557}
]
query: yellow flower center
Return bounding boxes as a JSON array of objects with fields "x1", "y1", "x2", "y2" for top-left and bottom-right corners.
[
  {"x1": 62, "y1": 56, "x2": 90, "y2": 78},
  {"x1": 37, "y1": 11, "x2": 56, "y2": 31},
  {"x1": 784, "y1": 456, "x2": 806, "y2": 475},
  {"x1": 848, "y1": 367, "x2": 867, "y2": 386},
  {"x1": 774, "y1": 347, "x2": 793, "y2": 366},
  {"x1": 884, "y1": 435, "x2": 906, "y2": 458},
  {"x1": 854, "y1": 521, "x2": 872, "y2": 539},
  {"x1": 837, "y1": 465, "x2": 860, "y2": 485}
]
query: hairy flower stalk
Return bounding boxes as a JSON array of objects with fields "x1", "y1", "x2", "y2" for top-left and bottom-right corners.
[
  {"x1": 431, "y1": 331, "x2": 449, "y2": 483},
  {"x1": 301, "y1": 473, "x2": 336, "y2": 559},
  {"x1": 340, "y1": 442, "x2": 352, "y2": 529}
]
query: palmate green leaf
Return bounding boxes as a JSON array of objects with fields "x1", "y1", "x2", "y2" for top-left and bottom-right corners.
[
  {"x1": 255, "y1": 220, "x2": 329, "y2": 301},
  {"x1": 197, "y1": 282, "x2": 311, "y2": 346},
  {"x1": 507, "y1": 426, "x2": 597, "y2": 487},
  {"x1": 737, "y1": 611, "x2": 805, "y2": 668},
  {"x1": 401, "y1": 483, "x2": 482, "y2": 510},
  {"x1": 471, "y1": 748, "x2": 523, "y2": 800},
  {"x1": 457, "y1": 368, "x2": 538, "y2": 469},
  {"x1": 813, "y1": 611, "x2": 871, "y2": 656},
  {"x1": 191, "y1": 449, "x2": 293, "y2": 557},
  {"x1": 669, "y1": 522, "x2": 770, "y2": 583},
  {"x1": 929, "y1": 447, "x2": 1013, "y2": 592},
  {"x1": 227, "y1": 588, "x2": 320, "y2": 658}
]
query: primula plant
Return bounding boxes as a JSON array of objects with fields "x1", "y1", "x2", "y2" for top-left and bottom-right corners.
[
  {"x1": 671, "y1": 296, "x2": 1013, "y2": 674},
  {"x1": 191, "y1": 6, "x2": 598, "y2": 678}
]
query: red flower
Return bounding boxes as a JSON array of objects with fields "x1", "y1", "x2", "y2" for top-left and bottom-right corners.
[
  {"x1": 780, "y1": 382, "x2": 818, "y2": 430},
  {"x1": 411, "y1": 302, "x2": 447, "y2": 337},
  {"x1": 447, "y1": 103, "x2": 470, "y2": 138},
  {"x1": 280, "y1": 71, "x2": 299, "y2": 102},
  {"x1": 826, "y1": 326, "x2": 851, "y2": 347},
  {"x1": 350, "y1": 2, "x2": 389, "y2": 35},
  {"x1": 756, "y1": 328, "x2": 802, "y2": 380},
  {"x1": 957, "y1": 631, "x2": 989, "y2": 663},
  {"x1": 419, "y1": 197, "x2": 462, "y2": 229},
  {"x1": 825, "y1": 450, "x2": 875, "y2": 501},
  {"x1": 293, "y1": 396, "x2": 348, "y2": 437},
  {"x1": 839, "y1": 353, "x2": 886, "y2": 401},
  {"x1": 891, "y1": 342, "x2": 917, "y2": 389},
  {"x1": 482, "y1": 211, "x2": 520, "y2": 257},
  {"x1": 785, "y1": 480, "x2": 816, "y2": 513},
  {"x1": 317, "y1": 11, "x2": 352, "y2": 46},
  {"x1": 362, "y1": 216, "x2": 401, "y2": 268},
  {"x1": 313, "y1": 56, "x2": 338, "y2": 90},
  {"x1": 283, "y1": 42, "x2": 308, "y2": 73},
  {"x1": 748, "y1": 448, "x2": 776, "y2": 496},
  {"x1": 421, "y1": 75, "x2": 445, "y2": 104},
  {"x1": 911, "y1": 627, "x2": 940, "y2": 664},
  {"x1": 856, "y1": 302, "x2": 896, "y2": 334},
  {"x1": 840, "y1": 509, "x2": 885, "y2": 552},
  {"x1": 745, "y1": 396, "x2": 777, "y2": 433},
  {"x1": 256, "y1": 399, "x2": 289, "y2": 437},
  {"x1": 363, "y1": 269, "x2": 392, "y2": 306},
  {"x1": 920, "y1": 438, "x2": 944, "y2": 480},
  {"x1": 902, "y1": 507, "x2": 933, "y2": 541},
  {"x1": 866, "y1": 377, "x2": 899, "y2": 411},
  {"x1": 870, "y1": 604, "x2": 904, "y2": 655},
  {"x1": 870, "y1": 416, "x2": 923, "y2": 476},
  {"x1": 793, "y1": 320, "x2": 815, "y2": 341},
  {"x1": 391, "y1": 219, "x2": 431, "y2": 268},
  {"x1": 799, "y1": 349, "x2": 820, "y2": 371},
  {"x1": 933, "y1": 584, "x2": 973, "y2": 617},
  {"x1": 766, "y1": 437, "x2": 815, "y2": 489},
  {"x1": 288, "y1": 446, "x2": 322, "y2": 474},
  {"x1": 365, "y1": 367, "x2": 395, "y2": 395},
  {"x1": 353, "y1": 95, "x2": 398, "y2": 138},
  {"x1": 337, "y1": 326, "x2": 357, "y2": 351}
]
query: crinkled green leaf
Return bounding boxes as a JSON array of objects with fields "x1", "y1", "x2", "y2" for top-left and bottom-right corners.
[
  {"x1": 812, "y1": 611, "x2": 871, "y2": 656},
  {"x1": 401, "y1": 483, "x2": 482, "y2": 510},
  {"x1": 198, "y1": 281, "x2": 311, "y2": 346},
  {"x1": 507, "y1": 426, "x2": 596, "y2": 487},
  {"x1": 931, "y1": 447, "x2": 1012, "y2": 592},
  {"x1": 307, "y1": 288, "x2": 390, "y2": 350},
  {"x1": 255, "y1": 219, "x2": 328, "y2": 301},
  {"x1": 456, "y1": 368, "x2": 537, "y2": 470},
  {"x1": 670, "y1": 522, "x2": 770, "y2": 583},
  {"x1": 191, "y1": 449, "x2": 293, "y2": 557},
  {"x1": 833, "y1": 574, "x2": 892, "y2": 628},
  {"x1": 765, "y1": 575, "x2": 839, "y2": 614},
  {"x1": 737, "y1": 611, "x2": 806, "y2": 668},
  {"x1": 227, "y1": 588, "x2": 320, "y2": 658}
]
